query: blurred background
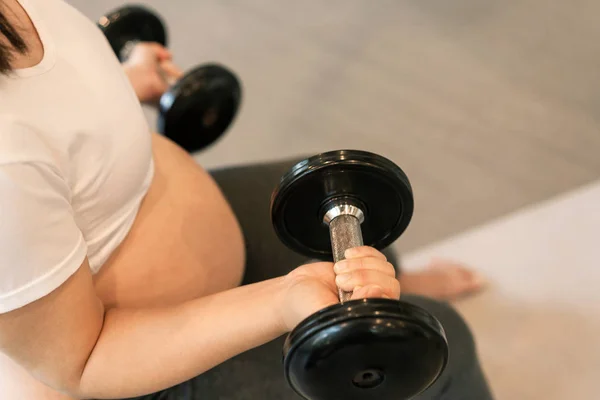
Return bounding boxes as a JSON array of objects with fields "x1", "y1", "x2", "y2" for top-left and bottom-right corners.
[{"x1": 72, "y1": 1, "x2": 600, "y2": 398}]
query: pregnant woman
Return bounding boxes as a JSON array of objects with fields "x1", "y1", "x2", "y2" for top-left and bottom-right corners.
[{"x1": 0, "y1": 0, "x2": 489, "y2": 399}]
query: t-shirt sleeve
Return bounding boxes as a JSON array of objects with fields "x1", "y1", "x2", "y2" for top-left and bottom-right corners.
[{"x1": 0, "y1": 161, "x2": 88, "y2": 313}]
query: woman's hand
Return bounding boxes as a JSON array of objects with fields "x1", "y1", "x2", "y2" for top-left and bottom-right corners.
[
  {"x1": 280, "y1": 246, "x2": 401, "y2": 332},
  {"x1": 122, "y1": 42, "x2": 184, "y2": 104}
]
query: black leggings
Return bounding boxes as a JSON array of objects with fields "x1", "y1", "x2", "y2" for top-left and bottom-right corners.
[{"x1": 125, "y1": 158, "x2": 493, "y2": 400}]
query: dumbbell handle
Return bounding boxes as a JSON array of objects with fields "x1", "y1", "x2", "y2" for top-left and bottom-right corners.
[{"x1": 324, "y1": 204, "x2": 365, "y2": 303}]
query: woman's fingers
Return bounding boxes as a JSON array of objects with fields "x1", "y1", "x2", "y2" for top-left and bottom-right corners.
[
  {"x1": 334, "y1": 257, "x2": 396, "y2": 277},
  {"x1": 333, "y1": 247, "x2": 398, "y2": 300},
  {"x1": 344, "y1": 246, "x2": 387, "y2": 261},
  {"x1": 351, "y1": 284, "x2": 390, "y2": 300},
  {"x1": 335, "y1": 269, "x2": 400, "y2": 299}
]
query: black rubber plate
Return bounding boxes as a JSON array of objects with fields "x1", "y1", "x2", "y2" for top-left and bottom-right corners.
[
  {"x1": 270, "y1": 150, "x2": 414, "y2": 259},
  {"x1": 98, "y1": 5, "x2": 167, "y2": 60},
  {"x1": 283, "y1": 298, "x2": 448, "y2": 400},
  {"x1": 157, "y1": 64, "x2": 242, "y2": 152}
]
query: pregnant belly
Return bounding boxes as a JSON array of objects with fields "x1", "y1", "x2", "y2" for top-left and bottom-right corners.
[{"x1": 95, "y1": 134, "x2": 245, "y2": 307}]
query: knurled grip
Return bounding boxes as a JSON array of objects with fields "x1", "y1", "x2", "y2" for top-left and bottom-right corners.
[{"x1": 328, "y1": 214, "x2": 364, "y2": 303}]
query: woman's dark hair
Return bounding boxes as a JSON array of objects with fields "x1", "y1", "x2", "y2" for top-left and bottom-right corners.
[{"x1": 0, "y1": 7, "x2": 28, "y2": 74}]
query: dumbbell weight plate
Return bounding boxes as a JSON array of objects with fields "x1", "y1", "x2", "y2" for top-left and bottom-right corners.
[
  {"x1": 98, "y1": 5, "x2": 167, "y2": 61},
  {"x1": 283, "y1": 298, "x2": 448, "y2": 400},
  {"x1": 270, "y1": 150, "x2": 414, "y2": 260},
  {"x1": 157, "y1": 64, "x2": 242, "y2": 153}
]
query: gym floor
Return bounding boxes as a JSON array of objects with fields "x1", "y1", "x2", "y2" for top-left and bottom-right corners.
[{"x1": 71, "y1": 0, "x2": 600, "y2": 398}]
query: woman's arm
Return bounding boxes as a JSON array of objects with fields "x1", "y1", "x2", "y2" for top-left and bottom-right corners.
[{"x1": 0, "y1": 259, "x2": 287, "y2": 399}]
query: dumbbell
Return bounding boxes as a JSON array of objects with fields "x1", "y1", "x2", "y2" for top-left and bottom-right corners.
[
  {"x1": 270, "y1": 150, "x2": 448, "y2": 400},
  {"x1": 97, "y1": 5, "x2": 242, "y2": 153}
]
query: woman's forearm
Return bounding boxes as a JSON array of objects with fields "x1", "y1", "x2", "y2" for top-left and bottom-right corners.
[{"x1": 77, "y1": 277, "x2": 288, "y2": 399}]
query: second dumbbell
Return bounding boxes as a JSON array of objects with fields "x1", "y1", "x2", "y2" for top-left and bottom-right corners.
[{"x1": 98, "y1": 5, "x2": 242, "y2": 153}]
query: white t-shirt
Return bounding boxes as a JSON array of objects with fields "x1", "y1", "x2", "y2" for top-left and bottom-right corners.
[{"x1": 0, "y1": 0, "x2": 154, "y2": 313}]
